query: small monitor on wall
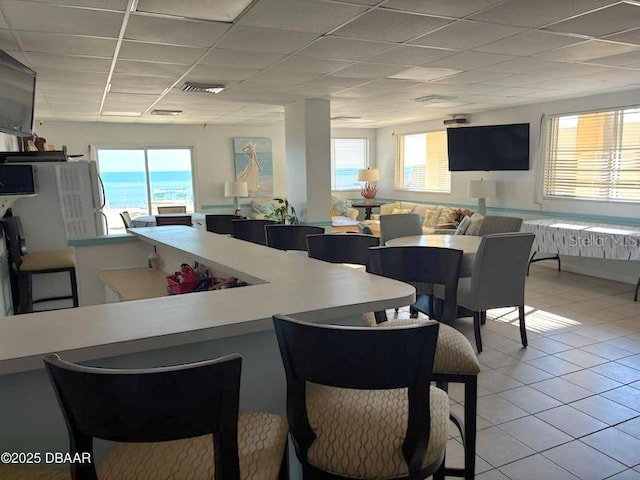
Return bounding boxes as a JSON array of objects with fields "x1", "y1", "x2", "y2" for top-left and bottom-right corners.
[
  {"x1": 447, "y1": 123, "x2": 530, "y2": 171},
  {"x1": 0, "y1": 50, "x2": 37, "y2": 137}
]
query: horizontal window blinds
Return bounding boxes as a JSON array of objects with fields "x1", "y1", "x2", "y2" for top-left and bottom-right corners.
[
  {"x1": 544, "y1": 107, "x2": 640, "y2": 202},
  {"x1": 395, "y1": 131, "x2": 451, "y2": 193},
  {"x1": 331, "y1": 138, "x2": 368, "y2": 191}
]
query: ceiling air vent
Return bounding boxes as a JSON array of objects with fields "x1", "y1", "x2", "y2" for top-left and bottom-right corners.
[
  {"x1": 151, "y1": 109, "x2": 183, "y2": 116},
  {"x1": 181, "y1": 82, "x2": 225, "y2": 94}
]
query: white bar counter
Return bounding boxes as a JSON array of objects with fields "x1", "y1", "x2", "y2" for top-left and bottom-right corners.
[{"x1": 0, "y1": 226, "x2": 414, "y2": 375}]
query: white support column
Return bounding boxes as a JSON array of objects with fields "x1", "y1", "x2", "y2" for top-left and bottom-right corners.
[{"x1": 284, "y1": 99, "x2": 331, "y2": 224}]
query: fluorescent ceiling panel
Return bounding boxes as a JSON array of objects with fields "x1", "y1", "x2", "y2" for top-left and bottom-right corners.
[
  {"x1": 390, "y1": 66, "x2": 461, "y2": 81},
  {"x1": 135, "y1": 0, "x2": 252, "y2": 22}
]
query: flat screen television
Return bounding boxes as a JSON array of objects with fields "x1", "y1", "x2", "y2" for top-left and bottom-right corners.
[
  {"x1": 447, "y1": 123, "x2": 530, "y2": 171},
  {"x1": 0, "y1": 164, "x2": 37, "y2": 195},
  {"x1": 0, "y1": 50, "x2": 36, "y2": 137}
]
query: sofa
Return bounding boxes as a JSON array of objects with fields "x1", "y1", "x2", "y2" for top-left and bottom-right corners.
[
  {"x1": 249, "y1": 198, "x2": 358, "y2": 221},
  {"x1": 368, "y1": 201, "x2": 477, "y2": 235}
]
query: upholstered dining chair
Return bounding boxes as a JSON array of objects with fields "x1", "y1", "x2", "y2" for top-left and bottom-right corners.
[
  {"x1": 119, "y1": 211, "x2": 132, "y2": 229},
  {"x1": 273, "y1": 314, "x2": 448, "y2": 480},
  {"x1": 205, "y1": 214, "x2": 245, "y2": 235},
  {"x1": 155, "y1": 215, "x2": 192, "y2": 226},
  {"x1": 436, "y1": 232, "x2": 535, "y2": 353},
  {"x1": 477, "y1": 216, "x2": 523, "y2": 236},
  {"x1": 364, "y1": 246, "x2": 480, "y2": 480},
  {"x1": 2, "y1": 216, "x2": 78, "y2": 314},
  {"x1": 157, "y1": 205, "x2": 187, "y2": 214},
  {"x1": 306, "y1": 233, "x2": 379, "y2": 265},
  {"x1": 265, "y1": 224, "x2": 325, "y2": 251},
  {"x1": 379, "y1": 213, "x2": 422, "y2": 246},
  {"x1": 231, "y1": 219, "x2": 279, "y2": 245},
  {"x1": 44, "y1": 353, "x2": 288, "y2": 480}
]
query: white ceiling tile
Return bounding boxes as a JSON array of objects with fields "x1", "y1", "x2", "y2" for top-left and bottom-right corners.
[
  {"x1": 526, "y1": 61, "x2": 615, "y2": 78},
  {"x1": 114, "y1": 59, "x2": 188, "y2": 77},
  {"x1": 535, "y1": 40, "x2": 638, "y2": 62},
  {"x1": 470, "y1": 0, "x2": 618, "y2": 28},
  {"x1": 119, "y1": 41, "x2": 206, "y2": 64},
  {"x1": 238, "y1": 0, "x2": 366, "y2": 33},
  {"x1": 35, "y1": 68, "x2": 108, "y2": 84},
  {"x1": 589, "y1": 50, "x2": 640, "y2": 67},
  {"x1": 474, "y1": 31, "x2": 583, "y2": 55},
  {"x1": 333, "y1": 79, "x2": 421, "y2": 98},
  {"x1": 217, "y1": 26, "x2": 318, "y2": 54},
  {"x1": 18, "y1": 31, "x2": 117, "y2": 57},
  {"x1": 483, "y1": 74, "x2": 553, "y2": 87},
  {"x1": 136, "y1": 0, "x2": 252, "y2": 22},
  {"x1": 365, "y1": 45, "x2": 457, "y2": 65},
  {"x1": 476, "y1": 57, "x2": 566, "y2": 73},
  {"x1": 303, "y1": 76, "x2": 369, "y2": 90},
  {"x1": 245, "y1": 70, "x2": 319, "y2": 84},
  {"x1": 382, "y1": 0, "x2": 506, "y2": 17},
  {"x1": 332, "y1": 10, "x2": 451, "y2": 43},
  {"x1": 427, "y1": 51, "x2": 516, "y2": 70},
  {"x1": 187, "y1": 64, "x2": 259, "y2": 82},
  {"x1": 605, "y1": 28, "x2": 640, "y2": 46},
  {"x1": 3, "y1": 0, "x2": 123, "y2": 37},
  {"x1": 103, "y1": 93, "x2": 156, "y2": 109},
  {"x1": 22, "y1": 52, "x2": 112, "y2": 72},
  {"x1": 544, "y1": 2, "x2": 640, "y2": 37},
  {"x1": 433, "y1": 70, "x2": 510, "y2": 84},
  {"x1": 410, "y1": 20, "x2": 523, "y2": 50},
  {"x1": 125, "y1": 15, "x2": 230, "y2": 47},
  {"x1": 586, "y1": 68, "x2": 640, "y2": 81},
  {"x1": 110, "y1": 74, "x2": 174, "y2": 94},
  {"x1": 389, "y1": 66, "x2": 462, "y2": 81},
  {"x1": 200, "y1": 48, "x2": 285, "y2": 69},
  {"x1": 297, "y1": 37, "x2": 391, "y2": 60},
  {"x1": 331, "y1": 62, "x2": 408, "y2": 78},
  {"x1": 272, "y1": 56, "x2": 353, "y2": 74},
  {"x1": 0, "y1": 30, "x2": 19, "y2": 50},
  {"x1": 31, "y1": 0, "x2": 127, "y2": 10}
]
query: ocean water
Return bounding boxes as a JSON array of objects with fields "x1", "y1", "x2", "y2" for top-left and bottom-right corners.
[{"x1": 101, "y1": 171, "x2": 193, "y2": 209}]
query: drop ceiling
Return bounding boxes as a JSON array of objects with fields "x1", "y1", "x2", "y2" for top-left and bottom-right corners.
[{"x1": 0, "y1": 0, "x2": 638, "y2": 128}]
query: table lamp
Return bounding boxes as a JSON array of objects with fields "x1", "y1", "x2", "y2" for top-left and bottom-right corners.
[
  {"x1": 357, "y1": 168, "x2": 380, "y2": 205},
  {"x1": 224, "y1": 181, "x2": 249, "y2": 215},
  {"x1": 468, "y1": 179, "x2": 496, "y2": 215}
]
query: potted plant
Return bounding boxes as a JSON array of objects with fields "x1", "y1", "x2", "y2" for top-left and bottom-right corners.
[{"x1": 267, "y1": 198, "x2": 298, "y2": 224}]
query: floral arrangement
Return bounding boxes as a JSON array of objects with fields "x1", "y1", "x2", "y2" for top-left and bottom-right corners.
[{"x1": 361, "y1": 183, "x2": 378, "y2": 200}]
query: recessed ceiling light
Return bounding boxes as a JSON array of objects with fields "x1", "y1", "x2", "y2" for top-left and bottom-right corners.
[
  {"x1": 151, "y1": 109, "x2": 183, "y2": 116},
  {"x1": 181, "y1": 82, "x2": 225, "y2": 94},
  {"x1": 414, "y1": 94, "x2": 458, "y2": 104}
]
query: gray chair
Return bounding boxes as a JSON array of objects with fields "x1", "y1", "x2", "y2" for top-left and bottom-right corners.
[
  {"x1": 119, "y1": 211, "x2": 132, "y2": 229},
  {"x1": 477, "y1": 216, "x2": 523, "y2": 236},
  {"x1": 379, "y1": 213, "x2": 422, "y2": 245},
  {"x1": 437, "y1": 232, "x2": 535, "y2": 353}
]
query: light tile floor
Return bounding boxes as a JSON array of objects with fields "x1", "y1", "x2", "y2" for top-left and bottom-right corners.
[{"x1": 409, "y1": 265, "x2": 640, "y2": 479}]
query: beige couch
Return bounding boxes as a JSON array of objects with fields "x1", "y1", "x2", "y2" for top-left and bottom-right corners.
[{"x1": 369, "y1": 201, "x2": 474, "y2": 234}]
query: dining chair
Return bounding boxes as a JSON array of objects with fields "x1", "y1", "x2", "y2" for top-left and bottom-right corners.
[
  {"x1": 477, "y1": 216, "x2": 523, "y2": 236},
  {"x1": 44, "y1": 353, "x2": 288, "y2": 480},
  {"x1": 231, "y1": 219, "x2": 279, "y2": 245},
  {"x1": 379, "y1": 213, "x2": 422, "y2": 246},
  {"x1": 306, "y1": 233, "x2": 379, "y2": 265},
  {"x1": 273, "y1": 314, "x2": 448, "y2": 480},
  {"x1": 265, "y1": 224, "x2": 325, "y2": 251},
  {"x1": 205, "y1": 214, "x2": 245, "y2": 235},
  {"x1": 436, "y1": 232, "x2": 535, "y2": 353},
  {"x1": 119, "y1": 211, "x2": 132, "y2": 229},
  {"x1": 364, "y1": 246, "x2": 480, "y2": 480},
  {"x1": 157, "y1": 205, "x2": 187, "y2": 214},
  {"x1": 1, "y1": 216, "x2": 78, "y2": 314},
  {"x1": 155, "y1": 215, "x2": 192, "y2": 226}
]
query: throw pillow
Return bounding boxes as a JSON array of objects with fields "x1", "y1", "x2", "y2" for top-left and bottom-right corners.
[
  {"x1": 253, "y1": 200, "x2": 276, "y2": 216},
  {"x1": 391, "y1": 208, "x2": 413, "y2": 214},
  {"x1": 465, "y1": 212, "x2": 484, "y2": 236},
  {"x1": 331, "y1": 198, "x2": 352, "y2": 217},
  {"x1": 423, "y1": 207, "x2": 442, "y2": 228},
  {"x1": 438, "y1": 207, "x2": 458, "y2": 225},
  {"x1": 454, "y1": 216, "x2": 471, "y2": 235}
]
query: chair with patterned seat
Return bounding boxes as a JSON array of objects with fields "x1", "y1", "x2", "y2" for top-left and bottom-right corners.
[
  {"x1": 273, "y1": 313, "x2": 449, "y2": 480},
  {"x1": 44, "y1": 353, "x2": 289, "y2": 480},
  {"x1": 2, "y1": 216, "x2": 78, "y2": 314}
]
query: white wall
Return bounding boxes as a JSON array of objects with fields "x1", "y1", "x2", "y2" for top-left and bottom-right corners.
[{"x1": 376, "y1": 88, "x2": 640, "y2": 220}]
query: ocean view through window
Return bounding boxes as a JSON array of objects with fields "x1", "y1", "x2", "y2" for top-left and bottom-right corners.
[
  {"x1": 331, "y1": 138, "x2": 368, "y2": 191},
  {"x1": 97, "y1": 148, "x2": 194, "y2": 234}
]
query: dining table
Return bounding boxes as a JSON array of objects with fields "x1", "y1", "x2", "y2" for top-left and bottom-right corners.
[
  {"x1": 385, "y1": 234, "x2": 481, "y2": 277},
  {"x1": 130, "y1": 213, "x2": 206, "y2": 229}
]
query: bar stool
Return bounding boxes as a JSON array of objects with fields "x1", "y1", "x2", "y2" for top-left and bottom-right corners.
[
  {"x1": 2, "y1": 216, "x2": 78, "y2": 314},
  {"x1": 265, "y1": 224, "x2": 325, "y2": 251},
  {"x1": 44, "y1": 353, "x2": 288, "y2": 480},
  {"x1": 306, "y1": 233, "x2": 379, "y2": 265},
  {"x1": 231, "y1": 219, "x2": 278, "y2": 245}
]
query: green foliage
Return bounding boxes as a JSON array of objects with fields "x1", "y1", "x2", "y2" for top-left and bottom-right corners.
[{"x1": 267, "y1": 198, "x2": 299, "y2": 224}]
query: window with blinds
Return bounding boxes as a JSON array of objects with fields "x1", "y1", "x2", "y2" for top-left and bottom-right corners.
[
  {"x1": 394, "y1": 131, "x2": 451, "y2": 193},
  {"x1": 544, "y1": 107, "x2": 640, "y2": 202},
  {"x1": 331, "y1": 138, "x2": 369, "y2": 191}
]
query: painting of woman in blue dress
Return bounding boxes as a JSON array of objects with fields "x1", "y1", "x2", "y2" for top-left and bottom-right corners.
[{"x1": 233, "y1": 137, "x2": 273, "y2": 197}]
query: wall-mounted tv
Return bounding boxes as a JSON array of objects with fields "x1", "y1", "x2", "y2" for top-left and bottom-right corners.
[
  {"x1": 448, "y1": 123, "x2": 530, "y2": 171},
  {"x1": 0, "y1": 50, "x2": 36, "y2": 137}
]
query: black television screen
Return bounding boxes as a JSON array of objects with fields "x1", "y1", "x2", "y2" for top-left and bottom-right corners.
[
  {"x1": 0, "y1": 164, "x2": 36, "y2": 195},
  {"x1": 447, "y1": 123, "x2": 530, "y2": 171},
  {"x1": 0, "y1": 50, "x2": 36, "y2": 137}
]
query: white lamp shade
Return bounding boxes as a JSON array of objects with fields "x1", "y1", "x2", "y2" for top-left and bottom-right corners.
[
  {"x1": 224, "y1": 181, "x2": 249, "y2": 198},
  {"x1": 468, "y1": 180, "x2": 497, "y2": 199},
  {"x1": 358, "y1": 168, "x2": 380, "y2": 182}
]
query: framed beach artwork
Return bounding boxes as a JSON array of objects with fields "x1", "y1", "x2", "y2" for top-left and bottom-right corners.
[{"x1": 233, "y1": 137, "x2": 273, "y2": 197}]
